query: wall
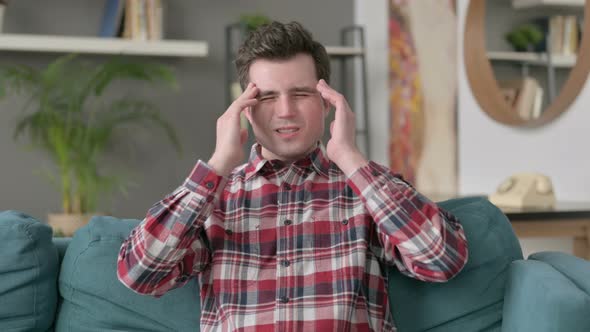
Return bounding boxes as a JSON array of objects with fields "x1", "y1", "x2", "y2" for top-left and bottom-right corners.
[{"x1": 0, "y1": 0, "x2": 353, "y2": 220}]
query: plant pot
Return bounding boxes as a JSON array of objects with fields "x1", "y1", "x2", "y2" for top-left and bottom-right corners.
[{"x1": 47, "y1": 213, "x2": 95, "y2": 237}]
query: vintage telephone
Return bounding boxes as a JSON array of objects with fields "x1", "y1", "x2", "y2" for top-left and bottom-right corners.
[{"x1": 488, "y1": 173, "x2": 556, "y2": 209}]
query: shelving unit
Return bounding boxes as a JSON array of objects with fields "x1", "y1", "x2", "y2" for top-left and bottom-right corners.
[
  {"x1": 512, "y1": 0, "x2": 584, "y2": 9},
  {"x1": 323, "y1": 46, "x2": 365, "y2": 57},
  {"x1": 224, "y1": 24, "x2": 370, "y2": 158},
  {"x1": 0, "y1": 34, "x2": 209, "y2": 57},
  {"x1": 487, "y1": 51, "x2": 576, "y2": 67}
]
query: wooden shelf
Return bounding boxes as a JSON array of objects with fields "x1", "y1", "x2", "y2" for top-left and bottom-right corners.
[
  {"x1": 0, "y1": 34, "x2": 208, "y2": 57},
  {"x1": 487, "y1": 51, "x2": 577, "y2": 67},
  {"x1": 512, "y1": 0, "x2": 584, "y2": 9},
  {"x1": 325, "y1": 46, "x2": 365, "y2": 57}
]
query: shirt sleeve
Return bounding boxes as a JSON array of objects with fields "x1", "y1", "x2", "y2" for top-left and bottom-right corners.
[
  {"x1": 346, "y1": 161, "x2": 468, "y2": 282},
  {"x1": 117, "y1": 160, "x2": 223, "y2": 297}
]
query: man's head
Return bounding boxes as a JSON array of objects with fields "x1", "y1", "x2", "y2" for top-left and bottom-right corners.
[
  {"x1": 235, "y1": 21, "x2": 331, "y2": 89},
  {"x1": 237, "y1": 21, "x2": 332, "y2": 163}
]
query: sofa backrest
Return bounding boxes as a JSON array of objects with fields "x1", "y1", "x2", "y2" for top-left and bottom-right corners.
[
  {"x1": 0, "y1": 210, "x2": 59, "y2": 332},
  {"x1": 54, "y1": 215, "x2": 201, "y2": 332},
  {"x1": 387, "y1": 197, "x2": 524, "y2": 332},
  {"x1": 0, "y1": 196, "x2": 525, "y2": 332}
]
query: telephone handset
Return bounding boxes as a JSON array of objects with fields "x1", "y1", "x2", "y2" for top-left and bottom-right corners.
[{"x1": 488, "y1": 173, "x2": 556, "y2": 208}]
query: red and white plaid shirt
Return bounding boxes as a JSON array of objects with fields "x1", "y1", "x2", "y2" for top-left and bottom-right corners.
[{"x1": 118, "y1": 143, "x2": 468, "y2": 332}]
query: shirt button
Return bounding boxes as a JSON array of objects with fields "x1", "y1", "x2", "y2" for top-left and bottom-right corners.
[
  {"x1": 205, "y1": 181, "x2": 215, "y2": 189},
  {"x1": 283, "y1": 183, "x2": 292, "y2": 190},
  {"x1": 371, "y1": 170, "x2": 379, "y2": 176},
  {"x1": 283, "y1": 219, "x2": 292, "y2": 226},
  {"x1": 225, "y1": 229, "x2": 233, "y2": 235},
  {"x1": 281, "y1": 259, "x2": 290, "y2": 267},
  {"x1": 342, "y1": 218, "x2": 349, "y2": 225},
  {"x1": 279, "y1": 296, "x2": 290, "y2": 303}
]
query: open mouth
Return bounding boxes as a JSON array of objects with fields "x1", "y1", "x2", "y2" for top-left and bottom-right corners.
[
  {"x1": 275, "y1": 128, "x2": 299, "y2": 133},
  {"x1": 275, "y1": 127, "x2": 300, "y2": 138}
]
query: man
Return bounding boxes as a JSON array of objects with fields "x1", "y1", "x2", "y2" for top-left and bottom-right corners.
[{"x1": 117, "y1": 21, "x2": 468, "y2": 331}]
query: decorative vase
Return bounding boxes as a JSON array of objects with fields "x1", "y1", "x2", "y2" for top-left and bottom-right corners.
[{"x1": 47, "y1": 213, "x2": 96, "y2": 237}]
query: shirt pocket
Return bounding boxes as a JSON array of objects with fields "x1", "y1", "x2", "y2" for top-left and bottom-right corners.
[
  {"x1": 212, "y1": 219, "x2": 261, "y2": 296},
  {"x1": 314, "y1": 210, "x2": 370, "y2": 278},
  {"x1": 308, "y1": 208, "x2": 344, "y2": 277},
  {"x1": 338, "y1": 213, "x2": 371, "y2": 277},
  {"x1": 310, "y1": 208, "x2": 342, "y2": 249},
  {"x1": 233, "y1": 219, "x2": 260, "y2": 285}
]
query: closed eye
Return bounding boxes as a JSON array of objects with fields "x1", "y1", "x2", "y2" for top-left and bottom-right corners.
[
  {"x1": 294, "y1": 93, "x2": 312, "y2": 98},
  {"x1": 258, "y1": 96, "x2": 276, "y2": 102}
]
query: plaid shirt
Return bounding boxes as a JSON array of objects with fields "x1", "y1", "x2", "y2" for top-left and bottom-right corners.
[{"x1": 118, "y1": 143, "x2": 468, "y2": 332}]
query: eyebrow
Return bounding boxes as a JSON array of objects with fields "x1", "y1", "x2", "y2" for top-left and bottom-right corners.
[{"x1": 257, "y1": 86, "x2": 318, "y2": 97}]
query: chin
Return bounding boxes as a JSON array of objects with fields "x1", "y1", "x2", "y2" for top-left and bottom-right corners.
[{"x1": 262, "y1": 142, "x2": 314, "y2": 161}]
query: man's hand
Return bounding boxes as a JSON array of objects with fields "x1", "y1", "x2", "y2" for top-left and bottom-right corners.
[
  {"x1": 208, "y1": 83, "x2": 259, "y2": 176},
  {"x1": 316, "y1": 79, "x2": 368, "y2": 176}
]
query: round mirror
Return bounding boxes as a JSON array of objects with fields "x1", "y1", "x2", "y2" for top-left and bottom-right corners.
[{"x1": 464, "y1": 0, "x2": 590, "y2": 127}]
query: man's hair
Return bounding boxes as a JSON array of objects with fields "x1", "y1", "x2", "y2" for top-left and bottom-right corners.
[{"x1": 235, "y1": 21, "x2": 331, "y2": 89}]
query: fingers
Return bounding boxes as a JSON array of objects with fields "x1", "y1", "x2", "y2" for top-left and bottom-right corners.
[
  {"x1": 230, "y1": 83, "x2": 259, "y2": 115},
  {"x1": 316, "y1": 79, "x2": 343, "y2": 108},
  {"x1": 316, "y1": 79, "x2": 354, "y2": 127}
]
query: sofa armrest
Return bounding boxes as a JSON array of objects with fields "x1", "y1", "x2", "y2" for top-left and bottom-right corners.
[
  {"x1": 501, "y1": 252, "x2": 590, "y2": 332},
  {"x1": 529, "y1": 251, "x2": 590, "y2": 294}
]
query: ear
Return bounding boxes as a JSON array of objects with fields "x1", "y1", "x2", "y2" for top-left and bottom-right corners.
[{"x1": 244, "y1": 107, "x2": 253, "y2": 122}]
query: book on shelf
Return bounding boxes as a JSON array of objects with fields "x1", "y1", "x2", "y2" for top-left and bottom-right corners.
[
  {"x1": 100, "y1": 0, "x2": 163, "y2": 40},
  {"x1": 532, "y1": 14, "x2": 581, "y2": 55},
  {"x1": 499, "y1": 77, "x2": 544, "y2": 120},
  {"x1": 98, "y1": 0, "x2": 125, "y2": 37},
  {"x1": 531, "y1": 84, "x2": 544, "y2": 119}
]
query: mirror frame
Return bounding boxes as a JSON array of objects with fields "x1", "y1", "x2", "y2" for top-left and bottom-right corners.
[{"x1": 464, "y1": 0, "x2": 590, "y2": 127}]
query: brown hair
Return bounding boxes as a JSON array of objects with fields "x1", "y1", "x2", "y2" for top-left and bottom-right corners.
[{"x1": 235, "y1": 21, "x2": 331, "y2": 89}]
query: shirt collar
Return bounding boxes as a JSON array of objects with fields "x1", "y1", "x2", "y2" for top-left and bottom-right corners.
[{"x1": 244, "y1": 142, "x2": 331, "y2": 180}]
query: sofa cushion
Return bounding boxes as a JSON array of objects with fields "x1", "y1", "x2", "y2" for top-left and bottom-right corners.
[
  {"x1": 0, "y1": 210, "x2": 59, "y2": 332},
  {"x1": 387, "y1": 197, "x2": 523, "y2": 332},
  {"x1": 55, "y1": 216, "x2": 201, "y2": 332}
]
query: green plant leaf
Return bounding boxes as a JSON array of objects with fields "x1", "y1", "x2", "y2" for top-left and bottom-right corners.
[
  {"x1": 0, "y1": 64, "x2": 40, "y2": 98},
  {"x1": 89, "y1": 57, "x2": 178, "y2": 97},
  {"x1": 239, "y1": 14, "x2": 272, "y2": 32},
  {"x1": 98, "y1": 99, "x2": 183, "y2": 155}
]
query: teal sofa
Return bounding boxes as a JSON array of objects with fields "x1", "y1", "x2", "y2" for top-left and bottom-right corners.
[{"x1": 1, "y1": 197, "x2": 589, "y2": 331}]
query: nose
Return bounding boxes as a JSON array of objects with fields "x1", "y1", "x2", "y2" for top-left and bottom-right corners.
[{"x1": 276, "y1": 95, "x2": 296, "y2": 118}]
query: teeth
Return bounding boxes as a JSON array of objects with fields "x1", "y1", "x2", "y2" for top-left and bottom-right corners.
[{"x1": 277, "y1": 128, "x2": 298, "y2": 133}]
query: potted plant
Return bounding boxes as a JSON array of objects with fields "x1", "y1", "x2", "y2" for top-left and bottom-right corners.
[
  {"x1": 505, "y1": 23, "x2": 544, "y2": 52},
  {"x1": 0, "y1": 54, "x2": 181, "y2": 236}
]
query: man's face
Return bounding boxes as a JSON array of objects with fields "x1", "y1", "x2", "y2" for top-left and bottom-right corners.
[{"x1": 245, "y1": 53, "x2": 328, "y2": 163}]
